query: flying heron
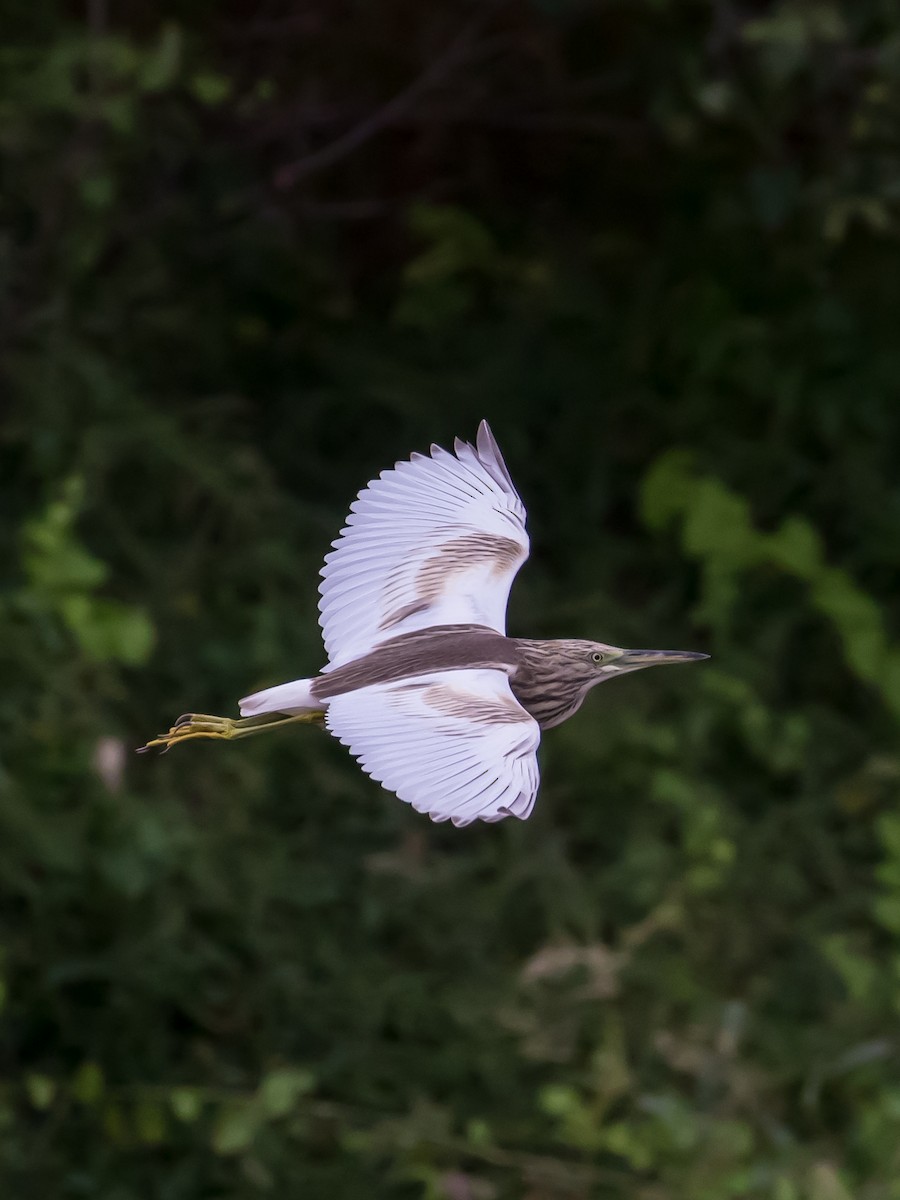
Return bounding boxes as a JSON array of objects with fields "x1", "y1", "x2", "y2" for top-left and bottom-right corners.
[{"x1": 141, "y1": 422, "x2": 707, "y2": 825}]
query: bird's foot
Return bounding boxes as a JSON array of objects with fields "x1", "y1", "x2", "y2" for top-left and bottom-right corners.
[{"x1": 136, "y1": 710, "x2": 326, "y2": 753}]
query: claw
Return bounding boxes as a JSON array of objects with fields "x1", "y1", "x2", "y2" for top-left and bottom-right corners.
[{"x1": 136, "y1": 709, "x2": 327, "y2": 754}]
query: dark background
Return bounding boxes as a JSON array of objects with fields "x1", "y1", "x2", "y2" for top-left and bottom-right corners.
[{"x1": 3, "y1": 1, "x2": 900, "y2": 1196}]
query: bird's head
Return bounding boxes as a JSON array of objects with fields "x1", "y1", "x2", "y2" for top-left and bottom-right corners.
[{"x1": 556, "y1": 639, "x2": 709, "y2": 692}]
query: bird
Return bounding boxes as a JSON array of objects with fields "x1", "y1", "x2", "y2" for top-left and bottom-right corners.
[{"x1": 140, "y1": 421, "x2": 707, "y2": 826}]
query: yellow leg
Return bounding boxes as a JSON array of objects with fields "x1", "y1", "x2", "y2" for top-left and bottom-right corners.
[{"x1": 137, "y1": 709, "x2": 326, "y2": 753}]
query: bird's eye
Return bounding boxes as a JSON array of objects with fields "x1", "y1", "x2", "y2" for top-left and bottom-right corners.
[{"x1": 591, "y1": 652, "x2": 604, "y2": 664}]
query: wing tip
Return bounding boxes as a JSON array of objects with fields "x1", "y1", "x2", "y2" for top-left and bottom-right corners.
[
  {"x1": 474, "y1": 419, "x2": 517, "y2": 493},
  {"x1": 476, "y1": 419, "x2": 500, "y2": 459}
]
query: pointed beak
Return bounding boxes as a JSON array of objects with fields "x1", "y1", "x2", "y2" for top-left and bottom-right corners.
[{"x1": 615, "y1": 648, "x2": 710, "y2": 668}]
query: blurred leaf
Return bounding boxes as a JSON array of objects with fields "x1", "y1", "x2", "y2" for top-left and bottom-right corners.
[
  {"x1": 212, "y1": 1102, "x2": 262, "y2": 1156},
  {"x1": 767, "y1": 516, "x2": 823, "y2": 576},
  {"x1": 639, "y1": 450, "x2": 697, "y2": 531},
  {"x1": 18, "y1": 479, "x2": 155, "y2": 665},
  {"x1": 24, "y1": 1074, "x2": 57, "y2": 1111},
  {"x1": 62, "y1": 598, "x2": 155, "y2": 665},
  {"x1": 404, "y1": 204, "x2": 499, "y2": 285},
  {"x1": 872, "y1": 897, "x2": 900, "y2": 934},
  {"x1": 140, "y1": 23, "x2": 182, "y2": 92},
  {"x1": 744, "y1": 3, "x2": 846, "y2": 46},
  {"x1": 812, "y1": 570, "x2": 886, "y2": 683},
  {"x1": 642, "y1": 459, "x2": 900, "y2": 724},
  {"x1": 681, "y1": 479, "x2": 756, "y2": 563},
  {"x1": 71, "y1": 1063, "x2": 105, "y2": 1106},
  {"x1": 820, "y1": 935, "x2": 878, "y2": 1003},
  {"x1": 190, "y1": 72, "x2": 231, "y2": 105},
  {"x1": 21, "y1": 479, "x2": 108, "y2": 593},
  {"x1": 134, "y1": 1098, "x2": 167, "y2": 1145},
  {"x1": 258, "y1": 1067, "x2": 315, "y2": 1119},
  {"x1": 806, "y1": 1162, "x2": 853, "y2": 1200},
  {"x1": 102, "y1": 1102, "x2": 129, "y2": 1144},
  {"x1": 169, "y1": 1088, "x2": 204, "y2": 1123}
]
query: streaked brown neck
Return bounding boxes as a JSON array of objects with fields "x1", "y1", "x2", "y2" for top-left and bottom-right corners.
[{"x1": 506, "y1": 638, "x2": 593, "y2": 729}]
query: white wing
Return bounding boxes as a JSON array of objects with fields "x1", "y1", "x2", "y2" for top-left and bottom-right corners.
[
  {"x1": 325, "y1": 668, "x2": 541, "y2": 826},
  {"x1": 319, "y1": 420, "x2": 528, "y2": 669}
]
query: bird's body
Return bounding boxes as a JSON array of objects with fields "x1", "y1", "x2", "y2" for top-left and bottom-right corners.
[
  {"x1": 245, "y1": 627, "x2": 665, "y2": 731},
  {"x1": 143, "y1": 422, "x2": 707, "y2": 825}
]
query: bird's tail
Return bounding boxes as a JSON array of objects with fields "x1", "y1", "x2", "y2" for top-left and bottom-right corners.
[{"x1": 239, "y1": 678, "x2": 321, "y2": 717}]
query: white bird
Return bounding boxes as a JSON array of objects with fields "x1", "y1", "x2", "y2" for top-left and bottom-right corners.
[{"x1": 141, "y1": 422, "x2": 706, "y2": 826}]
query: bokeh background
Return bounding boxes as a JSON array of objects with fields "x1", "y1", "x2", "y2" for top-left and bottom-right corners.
[{"x1": 4, "y1": 1, "x2": 900, "y2": 1196}]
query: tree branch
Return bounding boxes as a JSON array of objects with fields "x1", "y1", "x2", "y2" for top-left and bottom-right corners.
[{"x1": 272, "y1": 4, "x2": 509, "y2": 190}]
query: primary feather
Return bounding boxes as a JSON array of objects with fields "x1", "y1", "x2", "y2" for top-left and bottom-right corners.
[
  {"x1": 325, "y1": 668, "x2": 540, "y2": 827},
  {"x1": 317, "y1": 422, "x2": 529, "y2": 669}
]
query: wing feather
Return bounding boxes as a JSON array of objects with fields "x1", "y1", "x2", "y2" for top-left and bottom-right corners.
[
  {"x1": 325, "y1": 668, "x2": 541, "y2": 826},
  {"x1": 319, "y1": 421, "x2": 528, "y2": 668}
]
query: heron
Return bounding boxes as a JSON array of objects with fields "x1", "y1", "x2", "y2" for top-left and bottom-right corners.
[{"x1": 141, "y1": 422, "x2": 707, "y2": 825}]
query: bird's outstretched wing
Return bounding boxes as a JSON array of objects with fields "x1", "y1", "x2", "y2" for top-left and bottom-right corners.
[
  {"x1": 325, "y1": 668, "x2": 540, "y2": 825},
  {"x1": 319, "y1": 420, "x2": 528, "y2": 669}
]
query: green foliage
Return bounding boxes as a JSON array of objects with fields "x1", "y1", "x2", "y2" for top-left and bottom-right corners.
[
  {"x1": 3, "y1": 1, "x2": 900, "y2": 1197},
  {"x1": 19, "y1": 476, "x2": 155, "y2": 667},
  {"x1": 641, "y1": 454, "x2": 900, "y2": 717},
  {"x1": 394, "y1": 205, "x2": 504, "y2": 332}
]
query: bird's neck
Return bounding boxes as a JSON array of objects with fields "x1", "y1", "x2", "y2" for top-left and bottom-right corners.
[{"x1": 508, "y1": 639, "x2": 592, "y2": 730}]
